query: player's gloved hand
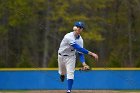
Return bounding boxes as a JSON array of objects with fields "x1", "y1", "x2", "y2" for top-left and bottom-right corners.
[
  {"x1": 88, "y1": 51, "x2": 98, "y2": 61},
  {"x1": 79, "y1": 62, "x2": 90, "y2": 71}
]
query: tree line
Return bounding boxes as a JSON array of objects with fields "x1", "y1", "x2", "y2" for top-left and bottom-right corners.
[{"x1": 0, "y1": 0, "x2": 140, "y2": 68}]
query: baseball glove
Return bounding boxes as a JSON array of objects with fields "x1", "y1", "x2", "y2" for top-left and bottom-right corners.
[{"x1": 79, "y1": 64, "x2": 90, "y2": 71}]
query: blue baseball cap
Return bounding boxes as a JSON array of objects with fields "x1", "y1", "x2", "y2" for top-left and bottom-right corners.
[{"x1": 74, "y1": 21, "x2": 85, "y2": 29}]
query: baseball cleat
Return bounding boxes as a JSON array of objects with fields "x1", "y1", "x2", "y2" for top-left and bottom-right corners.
[
  {"x1": 60, "y1": 75, "x2": 65, "y2": 82},
  {"x1": 66, "y1": 90, "x2": 71, "y2": 93}
]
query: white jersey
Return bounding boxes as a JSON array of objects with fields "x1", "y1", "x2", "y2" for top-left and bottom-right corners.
[{"x1": 58, "y1": 31, "x2": 83, "y2": 56}]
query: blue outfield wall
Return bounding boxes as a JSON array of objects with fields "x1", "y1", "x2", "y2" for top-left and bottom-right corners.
[{"x1": 0, "y1": 68, "x2": 140, "y2": 90}]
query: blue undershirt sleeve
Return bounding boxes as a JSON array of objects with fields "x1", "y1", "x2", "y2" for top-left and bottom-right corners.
[
  {"x1": 78, "y1": 53, "x2": 85, "y2": 63},
  {"x1": 71, "y1": 43, "x2": 88, "y2": 54}
]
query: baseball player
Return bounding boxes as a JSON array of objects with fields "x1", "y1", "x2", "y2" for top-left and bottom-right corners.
[{"x1": 58, "y1": 21, "x2": 98, "y2": 93}]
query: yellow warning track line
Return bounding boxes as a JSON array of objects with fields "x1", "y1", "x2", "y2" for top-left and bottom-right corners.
[{"x1": 0, "y1": 68, "x2": 140, "y2": 71}]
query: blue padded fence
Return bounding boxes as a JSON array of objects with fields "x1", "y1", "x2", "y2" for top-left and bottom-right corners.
[{"x1": 0, "y1": 69, "x2": 140, "y2": 90}]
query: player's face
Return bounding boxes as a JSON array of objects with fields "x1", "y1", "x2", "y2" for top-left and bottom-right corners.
[{"x1": 76, "y1": 27, "x2": 83, "y2": 34}]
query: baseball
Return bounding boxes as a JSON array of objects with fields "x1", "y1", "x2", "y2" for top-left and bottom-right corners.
[{"x1": 73, "y1": 26, "x2": 77, "y2": 31}]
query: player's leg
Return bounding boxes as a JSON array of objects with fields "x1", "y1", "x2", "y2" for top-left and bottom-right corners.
[
  {"x1": 65, "y1": 56, "x2": 76, "y2": 93},
  {"x1": 58, "y1": 55, "x2": 66, "y2": 82}
]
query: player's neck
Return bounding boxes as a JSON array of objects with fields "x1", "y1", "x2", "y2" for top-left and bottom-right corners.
[
  {"x1": 73, "y1": 31, "x2": 80, "y2": 37},
  {"x1": 73, "y1": 31, "x2": 80, "y2": 40}
]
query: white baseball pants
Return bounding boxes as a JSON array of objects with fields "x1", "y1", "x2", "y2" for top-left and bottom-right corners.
[{"x1": 58, "y1": 55, "x2": 76, "y2": 79}]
